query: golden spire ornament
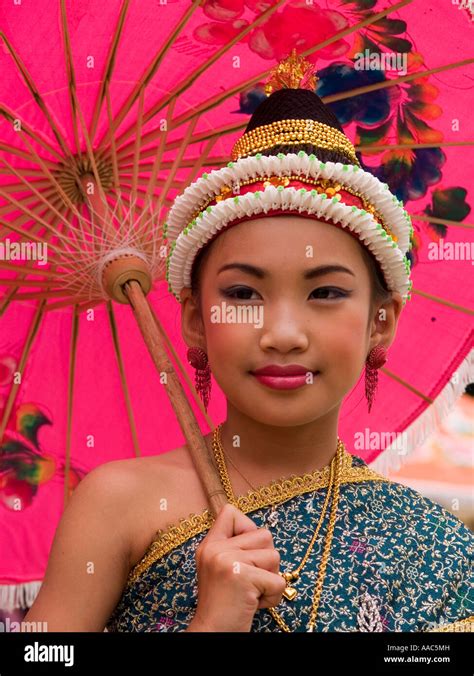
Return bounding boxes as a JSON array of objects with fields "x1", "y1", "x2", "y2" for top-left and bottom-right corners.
[{"x1": 264, "y1": 48, "x2": 319, "y2": 95}]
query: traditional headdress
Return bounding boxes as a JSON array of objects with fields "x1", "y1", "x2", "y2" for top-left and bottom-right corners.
[{"x1": 164, "y1": 49, "x2": 414, "y2": 307}]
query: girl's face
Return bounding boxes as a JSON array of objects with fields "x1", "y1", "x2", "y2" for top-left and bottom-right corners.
[{"x1": 180, "y1": 215, "x2": 402, "y2": 428}]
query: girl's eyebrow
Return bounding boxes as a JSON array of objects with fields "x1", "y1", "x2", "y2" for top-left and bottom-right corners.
[{"x1": 217, "y1": 262, "x2": 355, "y2": 279}]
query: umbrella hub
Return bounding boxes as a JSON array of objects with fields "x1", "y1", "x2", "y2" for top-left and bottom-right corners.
[
  {"x1": 55, "y1": 153, "x2": 114, "y2": 204},
  {"x1": 100, "y1": 248, "x2": 152, "y2": 304}
]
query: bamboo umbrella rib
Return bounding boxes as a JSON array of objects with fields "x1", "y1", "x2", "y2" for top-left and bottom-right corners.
[
  {"x1": 0, "y1": 201, "x2": 67, "y2": 308},
  {"x1": 157, "y1": 0, "x2": 414, "y2": 134},
  {"x1": 118, "y1": 182, "x2": 173, "y2": 209},
  {"x1": 64, "y1": 304, "x2": 79, "y2": 508},
  {"x1": 411, "y1": 215, "x2": 474, "y2": 229},
  {"x1": 0, "y1": 286, "x2": 16, "y2": 318},
  {"x1": 119, "y1": 156, "x2": 217, "y2": 171},
  {"x1": 380, "y1": 366, "x2": 433, "y2": 403},
  {"x1": 167, "y1": 30, "x2": 473, "y2": 152},
  {"x1": 148, "y1": 108, "x2": 472, "y2": 171},
  {"x1": 0, "y1": 31, "x2": 74, "y2": 161},
  {"x1": 10, "y1": 289, "x2": 92, "y2": 300},
  {"x1": 102, "y1": 0, "x2": 288, "y2": 153},
  {"x1": 71, "y1": 90, "x2": 109, "y2": 209},
  {"x1": 88, "y1": 0, "x2": 131, "y2": 142},
  {"x1": 150, "y1": 115, "x2": 199, "y2": 219},
  {"x1": 0, "y1": 189, "x2": 56, "y2": 221},
  {"x1": 98, "y1": 0, "x2": 217, "y2": 149},
  {"x1": 0, "y1": 195, "x2": 82, "y2": 262},
  {"x1": 0, "y1": 104, "x2": 65, "y2": 162},
  {"x1": 0, "y1": 142, "x2": 57, "y2": 169},
  {"x1": 123, "y1": 279, "x2": 228, "y2": 514},
  {"x1": 0, "y1": 279, "x2": 61, "y2": 288},
  {"x1": 0, "y1": 208, "x2": 65, "y2": 316},
  {"x1": 6, "y1": 139, "x2": 91, "y2": 247},
  {"x1": 131, "y1": 90, "x2": 145, "y2": 205},
  {"x1": 105, "y1": 82, "x2": 125, "y2": 223},
  {"x1": 17, "y1": 133, "x2": 94, "y2": 242},
  {"x1": 0, "y1": 167, "x2": 53, "y2": 177},
  {"x1": 2, "y1": 203, "x2": 87, "y2": 283},
  {"x1": 106, "y1": 300, "x2": 141, "y2": 457},
  {"x1": 144, "y1": 97, "x2": 177, "y2": 202},
  {"x1": 102, "y1": 192, "x2": 155, "y2": 244},
  {"x1": 59, "y1": 0, "x2": 83, "y2": 158},
  {"x1": 0, "y1": 214, "x2": 69, "y2": 257},
  {"x1": 411, "y1": 289, "x2": 474, "y2": 314},
  {"x1": 181, "y1": 136, "x2": 219, "y2": 191},
  {"x1": 0, "y1": 155, "x2": 102, "y2": 244},
  {"x1": 150, "y1": 306, "x2": 214, "y2": 432},
  {"x1": 0, "y1": 298, "x2": 47, "y2": 445},
  {"x1": 0, "y1": 261, "x2": 58, "y2": 278},
  {"x1": 19, "y1": 133, "x2": 96, "y2": 240},
  {"x1": 120, "y1": 177, "x2": 184, "y2": 196},
  {"x1": 103, "y1": 192, "x2": 132, "y2": 241},
  {"x1": 0, "y1": 179, "x2": 52, "y2": 193},
  {"x1": 322, "y1": 58, "x2": 474, "y2": 106},
  {"x1": 0, "y1": 189, "x2": 86, "y2": 256},
  {"x1": 115, "y1": 114, "x2": 238, "y2": 163},
  {"x1": 45, "y1": 297, "x2": 103, "y2": 313},
  {"x1": 355, "y1": 142, "x2": 474, "y2": 152}
]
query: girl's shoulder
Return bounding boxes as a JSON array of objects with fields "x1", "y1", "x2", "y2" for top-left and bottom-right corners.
[{"x1": 95, "y1": 436, "x2": 214, "y2": 570}]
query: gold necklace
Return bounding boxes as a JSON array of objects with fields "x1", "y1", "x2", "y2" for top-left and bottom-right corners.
[
  {"x1": 214, "y1": 437, "x2": 283, "y2": 528},
  {"x1": 211, "y1": 423, "x2": 345, "y2": 632},
  {"x1": 212, "y1": 424, "x2": 336, "y2": 599}
]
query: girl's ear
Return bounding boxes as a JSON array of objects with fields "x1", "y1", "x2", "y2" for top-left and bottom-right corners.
[
  {"x1": 368, "y1": 291, "x2": 404, "y2": 352},
  {"x1": 180, "y1": 287, "x2": 207, "y2": 351}
]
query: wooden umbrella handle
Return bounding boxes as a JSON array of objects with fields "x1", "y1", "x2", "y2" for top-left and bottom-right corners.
[{"x1": 123, "y1": 279, "x2": 229, "y2": 518}]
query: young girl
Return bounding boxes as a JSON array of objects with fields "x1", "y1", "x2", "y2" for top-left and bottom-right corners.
[
  {"x1": 104, "y1": 53, "x2": 472, "y2": 633},
  {"x1": 24, "y1": 52, "x2": 473, "y2": 633}
]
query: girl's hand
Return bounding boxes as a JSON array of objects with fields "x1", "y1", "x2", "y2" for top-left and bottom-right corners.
[{"x1": 187, "y1": 503, "x2": 286, "y2": 632}]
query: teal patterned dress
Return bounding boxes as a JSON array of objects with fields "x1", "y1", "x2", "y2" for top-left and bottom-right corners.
[{"x1": 105, "y1": 450, "x2": 473, "y2": 632}]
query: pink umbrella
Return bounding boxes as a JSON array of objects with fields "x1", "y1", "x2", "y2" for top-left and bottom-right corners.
[{"x1": 0, "y1": 0, "x2": 473, "y2": 619}]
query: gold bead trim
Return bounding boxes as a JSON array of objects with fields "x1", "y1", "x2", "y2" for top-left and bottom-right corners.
[
  {"x1": 187, "y1": 175, "x2": 397, "y2": 243},
  {"x1": 125, "y1": 456, "x2": 389, "y2": 588},
  {"x1": 426, "y1": 615, "x2": 474, "y2": 632},
  {"x1": 231, "y1": 119, "x2": 359, "y2": 165}
]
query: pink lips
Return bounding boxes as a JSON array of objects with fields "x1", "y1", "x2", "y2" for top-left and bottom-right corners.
[{"x1": 250, "y1": 364, "x2": 319, "y2": 390}]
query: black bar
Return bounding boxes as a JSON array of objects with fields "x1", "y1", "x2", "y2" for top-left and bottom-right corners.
[{"x1": 0, "y1": 631, "x2": 471, "y2": 675}]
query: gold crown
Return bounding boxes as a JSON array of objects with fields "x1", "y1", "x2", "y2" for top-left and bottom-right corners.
[
  {"x1": 231, "y1": 50, "x2": 359, "y2": 165},
  {"x1": 264, "y1": 48, "x2": 318, "y2": 95}
]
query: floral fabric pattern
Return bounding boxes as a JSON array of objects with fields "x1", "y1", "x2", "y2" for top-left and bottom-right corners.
[{"x1": 106, "y1": 456, "x2": 473, "y2": 632}]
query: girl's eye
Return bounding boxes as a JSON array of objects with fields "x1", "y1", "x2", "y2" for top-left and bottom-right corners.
[
  {"x1": 221, "y1": 286, "x2": 349, "y2": 301},
  {"x1": 221, "y1": 286, "x2": 260, "y2": 301},
  {"x1": 310, "y1": 287, "x2": 349, "y2": 300}
]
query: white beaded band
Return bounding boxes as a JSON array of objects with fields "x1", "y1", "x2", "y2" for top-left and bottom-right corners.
[{"x1": 165, "y1": 151, "x2": 413, "y2": 305}]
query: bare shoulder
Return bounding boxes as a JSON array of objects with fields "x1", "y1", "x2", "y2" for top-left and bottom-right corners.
[
  {"x1": 98, "y1": 435, "x2": 213, "y2": 569},
  {"x1": 22, "y1": 445, "x2": 210, "y2": 632}
]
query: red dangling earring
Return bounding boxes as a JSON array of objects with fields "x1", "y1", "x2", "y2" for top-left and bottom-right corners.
[
  {"x1": 365, "y1": 345, "x2": 388, "y2": 413},
  {"x1": 187, "y1": 347, "x2": 212, "y2": 412}
]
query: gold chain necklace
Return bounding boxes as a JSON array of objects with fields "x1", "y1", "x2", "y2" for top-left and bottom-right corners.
[
  {"x1": 211, "y1": 423, "x2": 345, "y2": 632},
  {"x1": 214, "y1": 436, "x2": 284, "y2": 528}
]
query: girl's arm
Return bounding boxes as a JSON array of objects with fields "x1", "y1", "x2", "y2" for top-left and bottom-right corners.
[{"x1": 22, "y1": 462, "x2": 135, "y2": 632}]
